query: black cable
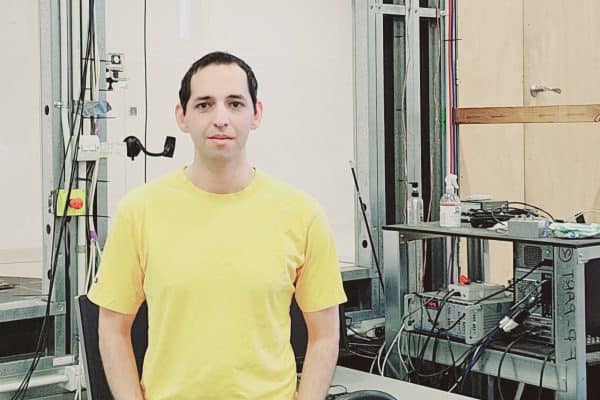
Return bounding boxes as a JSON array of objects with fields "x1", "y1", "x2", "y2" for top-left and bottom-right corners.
[
  {"x1": 458, "y1": 327, "x2": 500, "y2": 393},
  {"x1": 349, "y1": 163, "x2": 384, "y2": 293},
  {"x1": 456, "y1": 288, "x2": 544, "y2": 396},
  {"x1": 537, "y1": 350, "x2": 554, "y2": 400},
  {"x1": 444, "y1": 333, "x2": 458, "y2": 390},
  {"x1": 443, "y1": 313, "x2": 465, "y2": 333},
  {"x1": 347, "y1": 349, "x2": 377, "y2": 360},
  {"x1": 414, "y1": 290, "x2": 456, "y2": 376},
  {"x1": 472, "y1": 260, "x2": 544, "y2": 306},
  {"x1": 411, "y1": 344, "x2": 471, "y2": 379},
  {"x1": 10, "y1": 1, "x2": 95, "y2": 397},
  {"x1": 508, "y1": 201, "x2": 555, "y2": 221},
  {"x1": 143, "y1": 0, "x2": 149, "y2": 183},
  {"x1": 496, "y1": 333, "x2": 529, "y2": 400},
  {"x1": 409, "y1": 263, "x2": 543, "y2": 393},
  {"x1": 347, "y1": 326, "x2": 384, "y2": 342}
]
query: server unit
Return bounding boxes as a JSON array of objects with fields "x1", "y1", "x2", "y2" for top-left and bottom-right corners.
[
  {"x1": 514, "y1": 244, "x2": 555, "y2": 343},
  {"x1": 404, "y1": 290, "x2": 512, "y2": 344},
  {"x1": 514, "y1": 243, "x2": 600, "y2": 347}
]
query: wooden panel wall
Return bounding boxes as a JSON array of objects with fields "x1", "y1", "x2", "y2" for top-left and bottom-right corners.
[
  {"x1": 457, "y1": 0, "x2": 524, "y2": 285},
  {"x1": 457, "y1": 0, "x2": 600, "y2": 286},
  {"x1": 523, "y1": 0, "x2": 600, "y2": 223}
]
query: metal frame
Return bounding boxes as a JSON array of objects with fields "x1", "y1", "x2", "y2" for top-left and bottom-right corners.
[
  {"x1": 352, "y1": 0, "x2": 446, "y2": 338},
  {"x1": 0, "y1": 0, "x2": 106, "y2": 397},
  {"x1": 382, "y1": 223, "x2": 600, "y2": 399}
]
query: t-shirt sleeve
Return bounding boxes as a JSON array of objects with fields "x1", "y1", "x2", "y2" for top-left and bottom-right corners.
[
  {"x1": 87, "y1": 200, "x2": 146, "y2": 315},
  {"x1": 294, "y1": 206, "x2": 348, "y2": 312}
]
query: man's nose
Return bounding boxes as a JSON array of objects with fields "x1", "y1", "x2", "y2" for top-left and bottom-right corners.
[{"x1": 213, "y1": 103, "x2": 230, "y2": 127}]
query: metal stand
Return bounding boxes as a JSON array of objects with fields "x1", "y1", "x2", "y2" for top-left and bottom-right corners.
[{"x1": 382, "y1": 222, "x2": 600, "y2": 399}]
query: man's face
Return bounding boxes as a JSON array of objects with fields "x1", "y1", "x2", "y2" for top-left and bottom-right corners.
[{"x1": 175, "y1": 63, "x2": 262, "y2": 164}]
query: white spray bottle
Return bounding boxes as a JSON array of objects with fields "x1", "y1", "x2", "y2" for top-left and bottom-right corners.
[{"x1": 440, "y1": 174, "x2": 461, "y2": 227}]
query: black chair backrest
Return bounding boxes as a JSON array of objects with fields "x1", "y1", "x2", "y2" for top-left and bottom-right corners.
[
  {"x1": 76, "y1": 295, "x2": 148, "y2": 400},
  {"x1": 290, "y1": 298, "x2": 347, "y2": 372}
]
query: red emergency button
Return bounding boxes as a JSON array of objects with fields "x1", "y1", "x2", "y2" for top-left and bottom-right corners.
[
  {"x1": 69, "y1": 198, "x2": 84, "y2": 209},
  {"x1": 459, "y1": 275, "x2": 471, "y2": 285}
]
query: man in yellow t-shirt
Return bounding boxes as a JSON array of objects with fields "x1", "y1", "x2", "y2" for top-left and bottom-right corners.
[{"x1": 87, "y1": 51, "x2": 347, "y2": 400}]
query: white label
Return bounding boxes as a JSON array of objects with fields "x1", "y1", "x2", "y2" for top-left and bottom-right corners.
[
  {"x1": 440, "y1": 204, "x2": 461, "y2": 227},
  {"x1": 52, "y1": 355, "x2": 75, "y2": 366}
]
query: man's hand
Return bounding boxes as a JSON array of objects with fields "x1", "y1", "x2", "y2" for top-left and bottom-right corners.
[
  {"x1": 98, "y1": 307, "x2": 145, "y2": 400},
  {"x1": 296, "y1": 305, "x2": 340, "y2": 400}
]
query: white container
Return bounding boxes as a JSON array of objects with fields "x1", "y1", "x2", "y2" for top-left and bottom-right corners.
[
  {"x1": 407, "y1": 182, "x2": 424, "y2": 224},
  {"x1": 440, "y1": 174, "x2": 461, "y2": 227}
]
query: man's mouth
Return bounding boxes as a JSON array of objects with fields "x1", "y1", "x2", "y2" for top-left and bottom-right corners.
[{"x1": 209, "y1": 135, "x2": 233, "y2": 140}]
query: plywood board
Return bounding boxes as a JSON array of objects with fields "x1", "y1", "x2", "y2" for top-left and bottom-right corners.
[
  {"x1": 525, "y1": 125, "x2": 600, "y2": 223},
  {"x1": 457, "y1": 0, "x2": 524, "y2": 284},
  {"x1": 457, "y1": 0, "x2": 523, "y2": 107},
  {"x1": 456, "y1": 105, "x2": 600, "y2": 124},
  {"x1": 459, "y1": 125, "x2": 524, "y2": 284},
  {"x1": 523, "y1": 0, "x2": 600, "y2": 224}
]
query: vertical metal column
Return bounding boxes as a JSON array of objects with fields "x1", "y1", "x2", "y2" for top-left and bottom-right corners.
[
  {"x1": 405, "y1": 0, "x2": 422, "y2": 186},
  {"x1": 554, "y1": 246, "x2": 598, "y2": 400},
  {"x1": 382, "y1": 229, "x2": 409, "y2": 378},
  {"x1": 40, "y1": 0, "x2": 62, "y2": 307}
]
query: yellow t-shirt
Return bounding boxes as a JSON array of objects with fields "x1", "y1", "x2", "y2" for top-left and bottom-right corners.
[{"x1": 87, "y1": 168, "x2": 347, "y2": 400}]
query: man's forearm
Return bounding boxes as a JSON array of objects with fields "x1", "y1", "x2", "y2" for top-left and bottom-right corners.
[
  {"x1": 297, "y1": 338, "x2": 339, "y2": 400},
  {"x1": 99, "y1": 333, "x2": 145, "y2": 400}
]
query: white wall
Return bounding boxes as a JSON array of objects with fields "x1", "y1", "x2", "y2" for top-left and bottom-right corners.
[
  {"x1": 0, "y1": 0, "x2": 43, "y2": 277},
  {"x1": 0, "y1": 0, "x2": 356, "y2": 277},
  {"x1": 105, "y1": 0, "x2": 356, "y2": 262}
]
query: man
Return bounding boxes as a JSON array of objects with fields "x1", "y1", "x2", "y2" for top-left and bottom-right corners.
[{"x1": 87, "y1": 51, "x2": 347, "y2": 399}]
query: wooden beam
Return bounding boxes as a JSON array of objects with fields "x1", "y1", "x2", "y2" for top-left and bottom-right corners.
[{"x1": 455, "y1": 105, "x2": 600, "y2": 124}]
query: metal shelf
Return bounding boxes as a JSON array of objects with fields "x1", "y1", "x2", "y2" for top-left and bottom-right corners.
[
  {"x1": 340, "y1": 262, "x2": 372, "y2": 281},
  {"x1": 400, "y1": 331, "x2": 563, "y2": 391},
  {"x1": 382, "y1": 224, "x2": 600, "y2": 399},
  {"x1": 383, "y1": 222, "x2": 600, "y2": 248},
  {"x1": 0, "y1": 277, "x2": 65, "y2": 323}
]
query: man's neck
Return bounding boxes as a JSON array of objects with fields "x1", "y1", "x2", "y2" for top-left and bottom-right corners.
[{"x1": 185, "y1": 158, "x2": 254, "y2": 194}]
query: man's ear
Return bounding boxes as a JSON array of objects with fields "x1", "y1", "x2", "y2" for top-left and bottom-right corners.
[
  {"x1": 175, "y1": 103, "x2": 188, "y2": 132},
  {"x1": 251, "y1": 100, "x2": 263, "y2": 130}
]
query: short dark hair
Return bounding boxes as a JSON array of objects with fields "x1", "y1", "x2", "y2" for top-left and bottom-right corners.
[{"x1": 178, "y1": 51, "x2": 258, "y2": 114}]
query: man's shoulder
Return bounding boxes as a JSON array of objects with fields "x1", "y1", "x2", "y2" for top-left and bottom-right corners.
[{"x1": 257, "y1": 171, "x2": 323, "y2": 215}]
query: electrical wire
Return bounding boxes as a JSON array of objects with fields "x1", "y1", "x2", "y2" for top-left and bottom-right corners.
[
  {"x1": 455, "y1": 286, "x2": 543, "y2": 395},
  {"x1": 574, "y1": 209, "x2": 600, "y2": 217},
  {"x1": 537, "y1": 350, "x2": 554, "y2": 400},
  {"x1": 10, "y1": 1, "x2": 96, "y2": 397},
  {"x1": 457, "y1": 326, "x2": 500, "y2": 393},
  {"x1": 400, "y1": 262, "x2": 543, "y2": 392},
  {"x1": 347, "y1": 349, "x2": 377, "y2": 360},
  {"x1": 143, "y1": 0, "x2": 149, "y2": 182},
  {"x1": 496, "y1": 332, "x2": 530, "y2": 400},
  {"x1": 378, "y1": 292, "x2": 444, "y2": 377},
  {"x1": 369, "y1": 341, "x2": 386, "y2": 374},
  {"x1": 347, "y1": 326, "x2": 383, "y2": 342},
  {"x1": 413, "y1": 290, "x2": 457, "y2": 374},
  {"x1": 508, "y1": 202, "x2": 555, "y2": 221},
  {"x1": 471, "y1": 260, "x2": 544, "y2": 306}
]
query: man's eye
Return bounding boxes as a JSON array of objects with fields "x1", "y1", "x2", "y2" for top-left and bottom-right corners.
[
  {"x1": 196, "y1": 102, "x2": 210, "y2": 109},
  {"x1": 230, "y1": 101, "x2": 244, "y2": 109}
]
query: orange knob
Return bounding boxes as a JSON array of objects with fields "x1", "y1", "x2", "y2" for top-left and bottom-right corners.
[{"x1": 69, "y1": 198, "x2": 84, "y2": 209}]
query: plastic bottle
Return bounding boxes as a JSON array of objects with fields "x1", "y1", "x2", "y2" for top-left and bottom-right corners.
[
  {"x1": 407, "y1": 182, "x2": 425, "y2": 291},
  {"x1": 440, "y1": 174, "x2": 461, "y2": 227},
  {"x1": 407, "y1": 182, "x2": 424, "y2": 224}
]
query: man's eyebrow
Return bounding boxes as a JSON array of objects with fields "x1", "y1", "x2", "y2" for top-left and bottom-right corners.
[
  {"x1": 191, "y1": 95, "x2": 246, "y2": 102},
  {"x1": 191, "y1": 96, "x2": 212, "y2": 102}
]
